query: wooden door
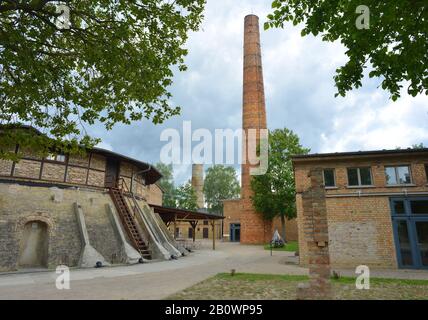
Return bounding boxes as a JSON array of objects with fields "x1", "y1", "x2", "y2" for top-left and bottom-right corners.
[{"x1": 105, "y1": 158, "x2": 119, "y2": 188}]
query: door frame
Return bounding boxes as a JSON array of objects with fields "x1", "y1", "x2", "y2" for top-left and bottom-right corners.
[
  {"x1": 203, "y1": 227, "x2": 209, "y2": 239},
  {"x1": 390, "y1": 197, "x2": 428, "y2": 270},
  {"x1": 105, "y1": 158, "x2": 120, "y2": 188},
  {"x1": 410, "y1": 218, "x2": 428, "y2": 269}
]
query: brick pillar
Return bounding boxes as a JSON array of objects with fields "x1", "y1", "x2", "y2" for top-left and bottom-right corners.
[
  {"x1": 297, "y1": 168, "x2": 332, "y2": 299},
  {"x1": 240, "y1": 14, "x2": 272, "y2": 244}
]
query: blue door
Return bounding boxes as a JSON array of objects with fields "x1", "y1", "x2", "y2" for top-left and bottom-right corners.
[{"x1": 391, "y1": 198, "x2": 428, "y2": 269}]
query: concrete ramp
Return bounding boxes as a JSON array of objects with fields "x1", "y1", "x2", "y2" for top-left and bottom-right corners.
[
  {"x1": 106, "y1": 204, "x2": 142, "y2": 264},
  {"x1": 123, "y1": 194, "x2": 183, "y2": 259},
  {"x1": 146, "y1": 205, "x2": 188, "y2": 255},
  {"x1": 138, "y1": 201, "x2": 185, "y2": 257},
  {"x1": 74, "y1": 203, "x2": 110, "y2": 268}
]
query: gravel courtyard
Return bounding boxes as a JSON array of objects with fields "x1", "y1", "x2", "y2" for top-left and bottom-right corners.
[
  {"x1": 0, "y1": 242, "x2": 427, "y2": 300},
  {"x1": 168, "y1": 273, "x2": 428, "y2": 300}
]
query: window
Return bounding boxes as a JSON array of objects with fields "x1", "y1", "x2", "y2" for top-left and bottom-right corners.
[
  {"x1": 347, "y1": 167, "x2": 372, "y2": 186},
  {"x1": 385, "y1": 166, "x2": 412, "y2": 185},
  {"x1": 410, "y1": 200, "x2": 428, "y2": 215},
  {"x1": 46, "y1": 153, "x2": 66, "y2": 162},
  {"x1": 393, "y1": 200, "x2": 406, "y2": 214},
  {"x1": 425, "y1": 164, "x2": 428, "y2": 183},
  {"x1": 323, "y1": 169, "x2": 336, "y2": 187}
]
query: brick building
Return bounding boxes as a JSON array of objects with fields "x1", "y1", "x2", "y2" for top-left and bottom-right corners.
[
  {"x1": 293, "y1": 148, "x2": 428, "y2": 269},
  {"x1": 0, "y1": 126, "x2": 222, "y2": 271}
]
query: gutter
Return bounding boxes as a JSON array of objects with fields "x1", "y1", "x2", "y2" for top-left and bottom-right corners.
[{"x1": 322, "y1": 191, "x2": 428, "y2": 198}]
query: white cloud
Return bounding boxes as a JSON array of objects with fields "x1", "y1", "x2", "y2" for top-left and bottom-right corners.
[{"x1": 319, "y1": 90, "x2": 428, "y2": 152}]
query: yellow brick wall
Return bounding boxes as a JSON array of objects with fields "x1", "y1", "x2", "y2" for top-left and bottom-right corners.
[{"x1": 294, "y1": 153, "x2": 428, "y2": 268}]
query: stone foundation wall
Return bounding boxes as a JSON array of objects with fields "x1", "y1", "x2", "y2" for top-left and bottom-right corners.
[{"x1": 0, "y1": 182, "x2": 123, "y2": 271}]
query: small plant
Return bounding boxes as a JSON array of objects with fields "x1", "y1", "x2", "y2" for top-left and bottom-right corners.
[
  {"x1": 231, "y1": 269, "x2": 236, "y2": 277},
  {"x1": 332, "y1": 270, "x2": 341, "y2": 280},
  {"x1": 271, "y1": 239, "x2": 285, "y2": 248}
]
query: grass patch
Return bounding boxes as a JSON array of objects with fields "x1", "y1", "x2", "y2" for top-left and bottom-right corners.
[
  {"x1": 217, "y1": 272, "x2": 428, "y2": 286},
  {"x1": 216, "y1": 273, "x2": 308, "y2": 282},
  {"x1": 263, "y1": 241, "x2": 298, "y2": 252}
]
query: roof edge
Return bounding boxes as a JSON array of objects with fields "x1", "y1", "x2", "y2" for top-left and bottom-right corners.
[{"x1": 292, "y1": 148, "x2": 428, "y2": 162}]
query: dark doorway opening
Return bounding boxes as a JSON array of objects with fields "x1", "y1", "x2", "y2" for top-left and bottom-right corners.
[
  {"x1": 203, "y1": 227, "x2": 209, "y2": 239},
  {"x1": 105, "y1": 158, "x2": 119, "y2": 188},
  {"x1": 188, "y1": 227, "x2": 193, "y2": 239},
  {"x1": 230, "y1": 223, "x2": 241, "y2": 242}
]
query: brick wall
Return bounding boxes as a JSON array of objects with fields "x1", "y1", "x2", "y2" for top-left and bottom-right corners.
[
  {"x1": 42, "y1": 163, "x2": 66, "y2": 182},
  {"x1": 327, "y1": 197, "x2": 396, "y2": 267},
  {"x1": 170, "y1": 220, "x2": 222, "y2": 240},
  {"x1": 14, "y1": 159, "x2": 41, "y2": 179},
  {"x1": 0, "y1": 149, "x2": 107, "y2": 189},
  {"x1": 147, "y1": 184, "x2": 163, "y2": 206},
  {"x1": 223, "y1": 199, "x2": 241, "y2": 240}
]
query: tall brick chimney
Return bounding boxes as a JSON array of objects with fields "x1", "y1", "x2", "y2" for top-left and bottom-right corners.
[
  {"x1": 240, "y1": 14, "x2": 271, "y2": 244},
  {"x1": 191, "y1": 164, "x2": 204, "y2": 209}
]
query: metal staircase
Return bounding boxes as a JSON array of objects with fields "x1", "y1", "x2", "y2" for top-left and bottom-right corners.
[{"x1": 109, "y1": 179, "x2": 151, "y2": 260}]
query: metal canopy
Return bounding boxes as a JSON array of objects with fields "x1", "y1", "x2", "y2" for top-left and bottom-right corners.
[
  {"x1": 150, "y1": 205, "x2": 223, "y2": 250},
  {"x1": 150, "y1": 205, "x2": 224, "y2": 223}
]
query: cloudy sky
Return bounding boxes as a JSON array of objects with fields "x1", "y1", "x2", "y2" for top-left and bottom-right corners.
[{"x1": 89, "y1": 0, "x2": 428, "y2": 185}]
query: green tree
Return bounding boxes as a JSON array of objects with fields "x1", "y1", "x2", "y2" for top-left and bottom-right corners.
[
  {"x1": 203, "y1": 165, "x2": 240, "y2": 214},
  {"x1": 0, "y1": 0, "x2": 206, "y2": 159},
  {"x1": 412, "y1": 143, "x2": 425, "y2": 149},
  {"x1": 266, "y1": 1, "x2": 428, "y2": 101},
  {"x1": 176, "y1": 181, "x2": 198, "y2": 211},
  {"x1": 251, "y1": 128, "x2": 309, "y2": 240},
  {"x1": 155, "y1": 162, "x2": 177, "y2": 208}
]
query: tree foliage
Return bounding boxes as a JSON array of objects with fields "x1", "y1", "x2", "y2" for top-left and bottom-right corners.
[
  {"x1": 176, "y1": 180, "x2": 198, "y2": 211},
  {"x1": 412, "y1": 143, "x2": 425, "y2": 149},
  {"x1": 203, "y1": 165, "x2": 240, "y2": 214},
  {"x1": 0, "y1": 0, "x2": 206, "y2": 159},
  {"x1": 251, "y1": 128, "x2": 309, "y2": 225},
  {"x1": 266, "y1": 0, "x2": 428, "y2": 101},
  {"x1": 155, "y1": 162, "x2": 177, "y2": 208}
]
